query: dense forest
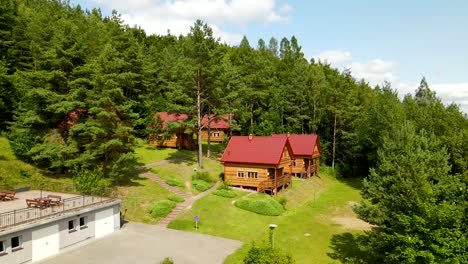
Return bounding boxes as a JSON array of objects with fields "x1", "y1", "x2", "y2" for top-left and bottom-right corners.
[
  {"x1": 1, "y1": 0, "x2": 467, "y2": 262},
  {"x1": 1, "y1": 0, "x2": 467, "y2": 181}
]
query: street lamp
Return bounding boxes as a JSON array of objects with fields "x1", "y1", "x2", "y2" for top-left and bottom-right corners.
[{"x1": 269, "y1": 224, "x2": 277, "y2": 249}]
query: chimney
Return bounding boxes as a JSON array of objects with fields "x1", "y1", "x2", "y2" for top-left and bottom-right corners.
[{"x1": 248, "y1": 134, "x2": 253, "y2": 141}]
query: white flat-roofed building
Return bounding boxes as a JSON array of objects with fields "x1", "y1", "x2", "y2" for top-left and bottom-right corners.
[{"x1": 0, "y1": 189, "x2": 122, "y2": 263}]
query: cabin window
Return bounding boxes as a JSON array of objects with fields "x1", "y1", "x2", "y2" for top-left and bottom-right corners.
[
  {"x1": 156, "y1": 135, "x2": 163, "y2": 140},
  {"x1": 211, "y1": 132, "x2": 220, "y2": 137},
  {"x1": 237, "y1": 171, "x2": 245, "y2": 177},
  {"x1": 292, "y1": 160, "x2": 296, "y2": 166},
  {"x1": 247, "y1": 171, "x2": 258, "y2": 178},
  {"x1": 0, "y1": 240, "x2": 6, "y2": 255},
  {"x1": 80, "y1": 216, "x2": 88, "y2": 229},
  {"x1": 11, "y1": 236, "x2": 22, "y2": 251}
]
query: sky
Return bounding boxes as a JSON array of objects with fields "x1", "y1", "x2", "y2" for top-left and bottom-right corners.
[{"x1": 72, "y1": 0, "x2": 468, "y2": 113}]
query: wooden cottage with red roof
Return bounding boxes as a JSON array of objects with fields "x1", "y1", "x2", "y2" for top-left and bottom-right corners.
[
  {"x1": 148, "y1": 112, "x2": 195, "y2": 149},
  {"x1": 273, "y1": 134, "x2": 321, "y2": 177},
  {"x1": 201, "y1": 114, "x2": 233, "y2": 143},
  {"x1": 220, "y1": 135, "x2": 294, "y2": 194}
]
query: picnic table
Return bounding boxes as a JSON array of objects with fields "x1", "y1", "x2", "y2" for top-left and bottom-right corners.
[
  {"x1": 26, "y1": 197, "x2": 52, "y2": 209},
  {"x1": 0, "y1": 190, "x2": 15, "y2": 201}
]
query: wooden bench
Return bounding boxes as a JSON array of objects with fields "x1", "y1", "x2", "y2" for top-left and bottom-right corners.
[
  {"x1": 46, "y1": 194, "x2": 62, "y2": 206},
  {"x1": 1, "y1": 190, "x2": 15, "y2": 201}
]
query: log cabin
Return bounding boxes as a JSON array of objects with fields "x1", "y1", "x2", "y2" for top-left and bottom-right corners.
[
  {"x1": 201, "y1": 114, "x2": 233, "y2": 143},
  {"x1": 220, "y1": 135, "x2": 295, "y2": 194},
  {"x1": 148, "y1": 112, "x2": 195, "y2": 149},
  {"x1": 273, "y1": 134, "x2": 321, "y2": 177}
]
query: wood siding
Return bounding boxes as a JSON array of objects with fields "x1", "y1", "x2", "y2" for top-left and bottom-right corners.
[
  {"x1": 223, "y1": 146, "x2": 293, "y2": 191},
  {"x1": 148, "y1": 132, "x2": 195, "y2": 149},
  {"x1": 201, "y1": 129, "x2": 226, "y2": 143}
]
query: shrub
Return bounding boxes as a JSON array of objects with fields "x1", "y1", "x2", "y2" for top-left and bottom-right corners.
[
  {"x1": 218, "y1": 182, "x2": 231, "y2": 190},
  {"x1": 275, "y1": 196, "x2": 287, "y2": 208},
  {"x1": 212, "y1": 189, "x2": 237, "y2": 198},
  {"x1": 165, "y1": 178, "x2": 182, "y2": 187},
  {"x1": 192, "y1": 171, "x2": 214, "y2": 183},
  {"x1": 244, "y1": 244, "x2": 295, "y2": 264},
  {"x1": 160, "y1": 257, "x2": 174, "y2": 264},
  {"x1": 167, "y1": 194, "x2": 185, "y2": 203},
  {"x1": 149, "y1": 200, "x2": 176, "y2": 218},
  {"x1": 235, "y1": 197, "x2": 285, "y2": 216},
  {"x1": 73, "y1": 169, "x2": 109, "y2": 195},
  {"x1": 192, "y1": 180, "x2": 211, "y2": 192}
]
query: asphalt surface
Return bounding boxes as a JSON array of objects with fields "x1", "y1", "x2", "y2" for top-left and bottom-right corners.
[{"x1": 39, "y1": 222, "x2": 243, "y2": 264}]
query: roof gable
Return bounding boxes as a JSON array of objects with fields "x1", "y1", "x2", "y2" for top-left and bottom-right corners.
[
  {"x1": 153, "y1": 112, "x2": 189, "y2": 128},
  {"x1": 201, "y1": 114, "x2": 232, "y2": 129},
  {"x1": 273, "y1": 134, "x2": 320, "y2": 156},
  {"x1": 221, "y1": 136, "x2": 294, "y2": 165}
]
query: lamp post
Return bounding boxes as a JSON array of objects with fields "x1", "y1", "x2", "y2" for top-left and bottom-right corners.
[{"x1": 269, "y1": 224, "x2": 277, "y2": 249}]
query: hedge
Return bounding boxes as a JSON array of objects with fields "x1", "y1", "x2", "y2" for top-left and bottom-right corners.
[{"x1": 235, "y1": 197, "x2": 285, "y2": 216}]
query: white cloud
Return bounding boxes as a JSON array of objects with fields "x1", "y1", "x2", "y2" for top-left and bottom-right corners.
[
  {"x1": 280, "y1": 4, "x2": 293, "y2": 13},
  {"x1": 314, "y1": 49, "x2": 468, "y2": 114},
  {"x1": 313, "y1": 50, "x2": 353, "y2": 66},
  {"x1": 394, "y1": 82, "x2": 468, "y2": 113},
  {"x1": 347, "y1": 59, "x2": 397, "y2": 86},
  {"x1": 93, "y1": 0, "x2": 288, "y2": 44}
]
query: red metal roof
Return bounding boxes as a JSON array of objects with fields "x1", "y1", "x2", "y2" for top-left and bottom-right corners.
[
  {"x1": 201, "y1": 114, "x2": 232, "y2": 129},
  {"x1": 273, "y1": 134, "x2": 319, "y2": 156},
  {"x1": 153, "y1": 112, "x2": 189, "y2": 128},
  {"x1": 221, "y1": 136, "x2": 294, "y2": 165}
]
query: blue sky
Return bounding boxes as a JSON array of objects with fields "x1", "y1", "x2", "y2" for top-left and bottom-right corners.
[{"x1": 72, "y1": 0, "x2": 468, "y2": 113}]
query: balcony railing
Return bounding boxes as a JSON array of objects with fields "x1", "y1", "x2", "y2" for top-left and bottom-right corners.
[{"x1": 0, "y1": 195, "x2": 116, "y2": 229}]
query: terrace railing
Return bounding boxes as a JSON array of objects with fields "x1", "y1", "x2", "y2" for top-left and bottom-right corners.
[{"x1": 0, "y1": 194, "x2": 116, "y2": 229}]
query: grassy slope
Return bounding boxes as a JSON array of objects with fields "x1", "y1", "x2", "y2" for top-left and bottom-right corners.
[
  {"x1": 116, "y1": 175, "x2": 172, "y2": 224},
  {"x1": 169, "y1": 173, "x2": 362, "y2": 263},
  {"x1": 0, "y1": 136, "x2": 73, "y2": 187}
]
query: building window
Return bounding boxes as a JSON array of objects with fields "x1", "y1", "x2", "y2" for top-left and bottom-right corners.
[
  {"x1": 68, "y1": 220, "x2": 76, "y2": 232},
  {"x1": 11, "y1": 236, "x2": 22, "y2": 251},
  {"x1": 247, "y1": 171, "x2": 258, "y2": 178},
  {"x1": 79, "y1": 216, "x2": 88, "y2": 229},
  {"x1": 237, "y1": 171, "x2": 244, "y2": 177},
  {"x1": 292, "y1": 160, "x2": 296, "y2": 166},
  {"x1": 212, "y1": 132, "x2": 220, "y2": 137},
  {"x1": 0, "y1": 240, "x2": 6, "y2": 255}
]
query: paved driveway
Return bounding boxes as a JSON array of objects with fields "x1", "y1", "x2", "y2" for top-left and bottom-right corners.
[{"x1": 39, "y1": 222, "x2": 242, "y2": 264}]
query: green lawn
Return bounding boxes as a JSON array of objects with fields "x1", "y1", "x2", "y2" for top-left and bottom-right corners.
[
  {"x1": 116, "y1": 175, "x2": 172, "y2": 224},
  {"x1": 150, "y1": 157, "x2": 223, "y2": 194},
  {"x1": 134, "y1": 144, "x2": 194, "y2": 164},
  {"x1": 169, "y1": 173, "x2": 363, "y2": 263}
]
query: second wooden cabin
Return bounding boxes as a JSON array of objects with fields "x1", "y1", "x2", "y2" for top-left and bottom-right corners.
[
  {"x1": 201, "y1": 114, "x2": 233, "y2": 143},
  {"x1": 220, "y1": 135, "x2": 295, "y2": 194},
  {"x1": 148, "y1": 112, "x2": 195, "y2": 150}
]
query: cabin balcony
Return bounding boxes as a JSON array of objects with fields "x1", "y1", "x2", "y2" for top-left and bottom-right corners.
[{"x1": 258, "y1": 174, "x2": 292, "y2": 193}]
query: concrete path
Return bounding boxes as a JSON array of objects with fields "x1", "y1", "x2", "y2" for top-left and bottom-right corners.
[
  {"x1": 39, "y1": 222, "x2": 242, "y2": 264},
  {"x1": 142, "y1": 170, "x2": 191, "y2": 200}
]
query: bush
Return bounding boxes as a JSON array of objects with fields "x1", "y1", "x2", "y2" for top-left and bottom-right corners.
[
  {"x1": 192, "y1": 180, "x2": 211, "y2": 192},
  {"x1": 192, "y1": 171, "x2": 215, "y2": 183},
  {"x1": 149, "y1": 200, "x2": 176, "y2": 218},
  {"x1": 160, "y1": 257, "x2": 174, "y2": 264},
  {"x1": 275, "y1": 196, "x2": 287, "y2": 208},
  {"x1": 167, "y1": 194, "x2": 185, "y2": 203},
  {"x1": 235, "y1": 197, "x2": 285, "y2": 216},
  {"x1": 212, "y1": 189, "x2": 237, "y2": 198},
  {"x1": 165, "y1": 178, "x2": 182, "y2": 187},
  {"x1": 244, "y1": 244, "x2": 295, "y2": 264},
  {"x1": 218, "y1": 182, "x2": 231, "y2": 190},
  {"x1": 73, "y1": 169, "x2": 109, "y2": 195}
]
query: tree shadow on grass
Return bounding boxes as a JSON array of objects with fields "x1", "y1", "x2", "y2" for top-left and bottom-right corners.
[{"x1": 328, "y1": 232, "x2": 373, "y2": 264}]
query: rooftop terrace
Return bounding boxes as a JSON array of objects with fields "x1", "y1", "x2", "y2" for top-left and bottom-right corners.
[{"x1": 0, "y1": 189, "x2": 118, "y2": 231}]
